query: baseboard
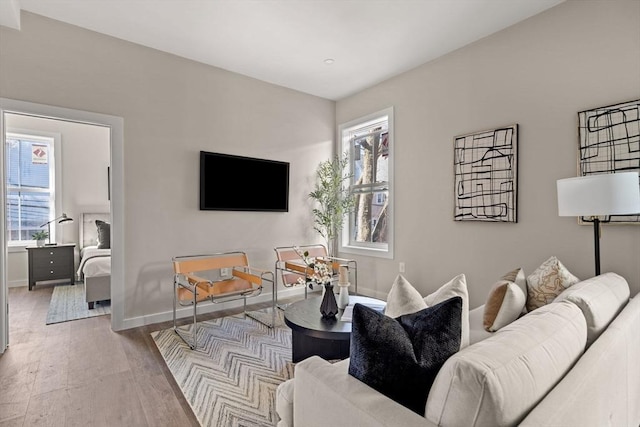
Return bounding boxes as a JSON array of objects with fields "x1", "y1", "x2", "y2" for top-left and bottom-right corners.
[
  {"x1": 8, "y1": 280, "x2": 27, "y2": 288},
  {"x1": 120, "y1": 285, "x2": 381, "y2": 330},
  {"x1": 120, "y1": 286, "x2": 308, "y2": 330}
]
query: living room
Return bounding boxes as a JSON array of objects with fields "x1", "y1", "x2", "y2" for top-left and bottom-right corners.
[{"x1": 0, "y1": 0, "x2": 638, "y2": 425}]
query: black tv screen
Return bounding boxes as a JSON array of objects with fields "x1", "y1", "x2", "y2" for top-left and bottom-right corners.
[{"x1": 200, "y1": 151, "x2": 290, "y2": 212}]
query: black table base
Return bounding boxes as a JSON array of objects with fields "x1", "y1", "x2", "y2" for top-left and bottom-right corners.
[{"x1": 291, "y1": 331, "x2": 350, "y2": 363}]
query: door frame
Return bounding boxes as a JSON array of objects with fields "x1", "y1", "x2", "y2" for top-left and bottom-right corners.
[{"x1": 0, "y1": 98, "x2": 125, "y2": 352}]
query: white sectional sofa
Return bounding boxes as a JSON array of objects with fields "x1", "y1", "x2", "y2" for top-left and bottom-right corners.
[{"x1": 276, "y1": 272, "x2": 640, "y2": 426}]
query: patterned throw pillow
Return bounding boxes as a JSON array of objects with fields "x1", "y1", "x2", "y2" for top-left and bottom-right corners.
[
  {"x1": 526, "y1": 256, "x2": 579, "y2": 312},
  {"x1": 349, "y1": 297, "x2": 462, "y2": 416}
]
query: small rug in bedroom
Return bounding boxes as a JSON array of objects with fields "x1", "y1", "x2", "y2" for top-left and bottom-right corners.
[
  {"x1": 151, "y1": 308, "x2": 293, "y2": 427},
  {"x1": 46, "y1": 283, "x2": 111, "y2": 325}
]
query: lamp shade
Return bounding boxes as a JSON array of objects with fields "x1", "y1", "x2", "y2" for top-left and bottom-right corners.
[
  {"x1": 58, "y1": 213, "x2": 73, "y2": 223},
  {"x1": 557, "y1": 172, "x2": 640, "y2": 216}
]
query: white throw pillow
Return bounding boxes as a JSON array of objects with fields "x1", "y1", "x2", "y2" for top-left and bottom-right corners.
[
  {"x1": 526, "y1": 256, "x2": 579, "y2": 312},
  {"x1": 424, "y1": 274, "x2": 469, "y2": 348},
  {"x1": 384, "y1": 273, "x2": 470, "y2": 349},
  {"x1": 384, "y1": 274, "x2": 427, "y2": 318},
  {"x1": 483, "y1": 280, "x2": 526, "y2": 332}
]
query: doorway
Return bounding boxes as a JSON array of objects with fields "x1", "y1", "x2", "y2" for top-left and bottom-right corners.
[{"x1": 0, "y1": 98, "x2": 124, "y2": 353}]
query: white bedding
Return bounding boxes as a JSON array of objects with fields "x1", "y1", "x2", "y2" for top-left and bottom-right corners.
[{"x1": 77, "y1": 245, "x2": 111, "y2": 279}]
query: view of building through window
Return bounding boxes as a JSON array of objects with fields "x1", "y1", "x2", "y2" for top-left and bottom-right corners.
[
  {"x1": 5, "y1": 134, "x2": 55, "y2": 243},
  {"x1": 340, "y1": 108, "x2": 392, "y2": 256}
]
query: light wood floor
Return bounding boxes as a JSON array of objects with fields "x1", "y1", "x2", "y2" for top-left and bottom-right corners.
[{"x1": 0, "y1": 285, "x2": 284, "y2": 426}]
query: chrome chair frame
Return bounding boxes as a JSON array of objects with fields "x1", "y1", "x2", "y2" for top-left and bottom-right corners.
[
  {"x1": 172, "y1": 251, "x2": 275, "y2": 350},
  {"x1": 273, "y1": 244, "x2": 357, "y2": 309}
]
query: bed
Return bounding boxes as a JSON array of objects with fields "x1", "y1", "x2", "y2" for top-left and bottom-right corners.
[{"x1": 77, "y1": 212, "x2": 111, "y2": 309}]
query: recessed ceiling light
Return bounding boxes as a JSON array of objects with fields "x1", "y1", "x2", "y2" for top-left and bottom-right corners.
[{"x1": 324, "y1": 58, "x2": 335, "y2": 65}]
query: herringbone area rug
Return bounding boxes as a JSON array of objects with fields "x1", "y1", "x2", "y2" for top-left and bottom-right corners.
[{"x1": 151, "y1": 309, "x2": 293, "y2": 427}]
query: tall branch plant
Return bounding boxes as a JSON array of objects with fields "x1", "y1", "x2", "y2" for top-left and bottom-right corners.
[{"x1": 309, "y1": 152, "x2": 355, "y2": 256}]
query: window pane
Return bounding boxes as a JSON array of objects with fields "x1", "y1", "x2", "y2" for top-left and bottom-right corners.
[
  {"x1": 7, "y1": 138, "x2": 50, "y2": 189},
  {"x1": 352, "y1": 128, "x2": 388, "y2": 187},
  {"x1": 7, "y1": 191, "x2": 50, "y2": 241},
  {"x1": 352, "y1": 191, "x2": 388, "y2": 244},
  {"x1": 376, "y1": 131, "x2": 389, "y2": 182},
  {"x1": 5, "y1": 135, "x2": 54, "y2": 243}
]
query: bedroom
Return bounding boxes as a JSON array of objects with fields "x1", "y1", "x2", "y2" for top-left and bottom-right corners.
[{"x1": 4, "y1": 113, "x2": 112, "y2": 322}]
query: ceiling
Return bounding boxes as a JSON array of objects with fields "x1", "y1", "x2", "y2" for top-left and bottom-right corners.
[{"x1": 3, "y1": 0, "x2": 565, "y2": 100}]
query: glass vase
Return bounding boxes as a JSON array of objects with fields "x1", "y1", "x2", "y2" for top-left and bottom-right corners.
[{"x1": 320, "y1": 283, "x2": 338, "y2": 318}]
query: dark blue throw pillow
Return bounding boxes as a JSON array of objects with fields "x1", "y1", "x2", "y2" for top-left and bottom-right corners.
[{"x1": 348, "y1": 296, "x2": 462, "y2": 415}]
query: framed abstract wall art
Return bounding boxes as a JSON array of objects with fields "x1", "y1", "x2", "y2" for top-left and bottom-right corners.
[
  {"x1": 453, "y1": 124, "x2": 518, "y2": 222},
  {"x1": 578, "y1": 99, "x2": 640, "y2": 224}
]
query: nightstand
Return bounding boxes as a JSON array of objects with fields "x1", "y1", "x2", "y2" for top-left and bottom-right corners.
[{"x1": 26, "y1": 244, "x2": 76, "y2": 291}]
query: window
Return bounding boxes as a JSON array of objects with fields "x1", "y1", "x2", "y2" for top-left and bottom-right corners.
[
  {"x1": 339, "y1": 107, "x2": 394, "y2": 259},
  {"x1": 5, "y1": 132, "x2": 58, "y2": 245}
]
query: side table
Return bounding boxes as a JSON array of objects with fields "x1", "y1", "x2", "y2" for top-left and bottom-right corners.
[
  {"x1": 26, "y1": 244, "x2": 76, "y2": 291},
  {"x1": 284, "y1": 295, "x2": 386, "y2": 362}
]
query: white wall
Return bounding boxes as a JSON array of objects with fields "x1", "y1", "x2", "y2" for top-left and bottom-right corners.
[
  {"x1": 0, "y1": 12, "x2": 335, "y2": 323},
  {"x1": 336, "y1": 0, "x2": 640, "y2": 307},
  {"x1": 6, "y1": 114, "x2": 110, "y2": 286}
]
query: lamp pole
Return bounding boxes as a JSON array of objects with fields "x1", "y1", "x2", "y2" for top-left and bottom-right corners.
[{"x1": 592, "y1": 217, "x2": 600, "y2": 276}]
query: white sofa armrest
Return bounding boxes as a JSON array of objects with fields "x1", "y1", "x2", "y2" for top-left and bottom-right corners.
[
  {"x1": 520, "y1": 295, "x2": 640, "y2": 426},
  {"x1": 293, "y1": 356, "x2": 432, "y2": 427}
]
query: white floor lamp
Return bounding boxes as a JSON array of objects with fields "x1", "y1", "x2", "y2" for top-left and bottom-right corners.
[{"x1": 557, "y1": 171, "x2": 640, "y2": 276}]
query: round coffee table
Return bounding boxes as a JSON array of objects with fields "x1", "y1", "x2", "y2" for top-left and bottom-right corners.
[{"x1": 284, "y1": 295, "x2": 386, "y2": 363}]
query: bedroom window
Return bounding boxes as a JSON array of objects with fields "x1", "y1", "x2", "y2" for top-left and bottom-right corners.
[
  {"x1": 339, "y1": 107, "x2": 394, "y2": 259},
  {"x1": 5, "y1": 132, "x2": 58, "y2": 246}
]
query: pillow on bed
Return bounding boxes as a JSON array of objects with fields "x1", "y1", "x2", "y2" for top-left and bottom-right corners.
[{"x1": 96, "y1": 220, "x2": 111, "y2": 249}]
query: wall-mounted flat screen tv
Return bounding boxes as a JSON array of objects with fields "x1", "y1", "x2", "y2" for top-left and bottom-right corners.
[{"x1": 200, "y1": 151, "x2": 290, "y2": 212}]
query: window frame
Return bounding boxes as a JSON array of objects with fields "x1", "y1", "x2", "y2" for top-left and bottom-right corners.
[
  {"x1": 338, "y1": 107, "x2": 394, "y2": 259},
  {"x1": 5, "y1": 129, "x2": 62, "y2": 249}
]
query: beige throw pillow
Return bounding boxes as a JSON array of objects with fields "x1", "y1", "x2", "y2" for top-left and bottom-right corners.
[
  {"x1": 526, "y1": 256, "x2": 579, "y2": 312},
  {"x1": 501, "y1": 267, "x2": 526, "y2": 292},
  {"x1": 501, "y1": 267, "x2": 527, "y2": 314},
  {"x1": 483, "y1": 280, "x2": 526, "y2": 332}
]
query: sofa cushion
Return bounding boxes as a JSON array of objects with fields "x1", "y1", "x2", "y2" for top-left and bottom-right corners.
[
  {"x1": 349, "y1": 297, "x2": 462, "y2": 416},
  {"x1": 469, "y1": 305, "x2": 492, "y2": 345},
  {"x1": 526, "y1": 256, "x2": 579, "y2": 311},
  {"x1": 276, "y1": 379, "x2": 294, "y2": 427},
  {"x1": 483, "y1": 280, "x2": 526, "y2": 332},
  {"x1": 554, "y1": 272, "x2": 630, "y2": 346},
  {"x1": 426, "y1": 300, "x2": 587, "y2": 427},
  {"x1": 384, "y1": 274, "x2": 427, "y2": 318},
  {"x1": 384, "y1": 273, "x2": 470, "y2": 348}
]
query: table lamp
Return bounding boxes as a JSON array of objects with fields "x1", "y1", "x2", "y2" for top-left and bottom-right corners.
[
  {"x1": 40, "y1": 213, "x2": 74, "y2": 245},
  {"x1": 557, "y1": 171, "x2": 640, "y2": 276}
]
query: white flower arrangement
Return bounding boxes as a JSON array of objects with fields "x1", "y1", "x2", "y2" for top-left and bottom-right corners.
[{"x1": 293, "y1": 246, "x2": 333, "y2": 289}]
